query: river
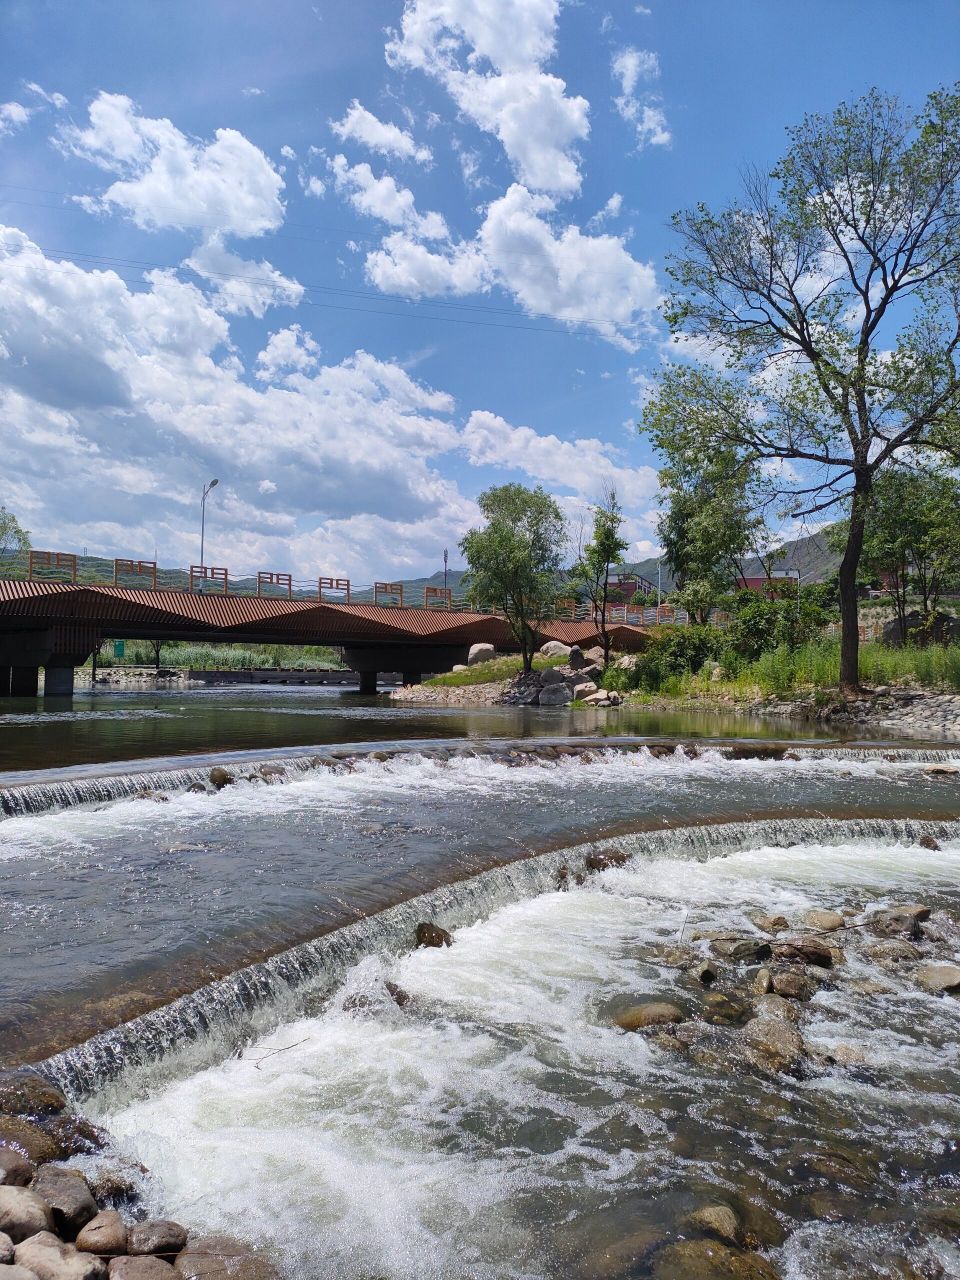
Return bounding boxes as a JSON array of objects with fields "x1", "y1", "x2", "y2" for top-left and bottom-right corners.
[{"x1": 2, "y1": 685, "x2": 958, "y2": 1279}]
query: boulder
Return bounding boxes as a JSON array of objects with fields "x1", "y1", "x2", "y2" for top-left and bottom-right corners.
[
  {"x1": 690, "y1": 960, "x2": 718, "y2": 986},
  {"x1": 172, "y1": 1234, "x2": 280, "y2": 1280},
  {"x1": 0, "y1": 1073, "x2": 67, "y2": 1119},
  {"x1": 710, "y1": 938, "x2": 772, "y2": 964},
  {"x1": 414, "y1": 921, "x2": 452, "y2": 949},
  {"x1": 753, "y1": 994, "x2": 800, "y2": 1024},
  {"x1": 743, "y1": 1013, "x2": 804, "y2": 1074},
  {"x1": 0, "y1": 1185, "x2": 54, "y2": 1242},
  {"x1": 467, "y1": 643, "x2": 495, "y2": 666},
  {"x1": 914, "y1": 962, "x2": 960, "y2": 995},
  {"x1": 750, "y1": 914, "x2": 790, "y2": 935},
  {"x1": 770, "y1": 936, "x2": 833, "y2": 968},
  {"x1": 686, "y1": 1204, "x2": 741, "y2": 1246},
  {"x1": 128, "y1": 1222, "x2": 188, "y2": 1258},
  {"x1": 76, "y1": 1210, "x2": 128, "y2": 1256},
  {"x1": 451, "y1": 664, "x2": 467, "y2": 672},
  {"x1": 770, "y1": 971, "x2": 813, "y2": 1001},
  {"x1": 568, "y1": 645, "x2": 593, "y2": 670},
  {"x1": 751, "y1": 968, "x2": 772, "y2": 995},
  {"x1": 40, "y1": 1115, "x2": 107, "y2": 1159},
  {"x1": 0, "y1": 1151, "x2": 34, "y2": 1188},
  {"x1": 802, "y1": 909, "x2": 845, "y2": 932},
  {"x1": 868, "y1": 909, "x2": 922, "y2": 940},
  {"x1": 1, "y1": 1266, "x2": 45, "y2": 1280},
  {"x1": 615, "y1": 1002, "x2": 685, "y2": 1031},
  {"x1": 110, "y1": 1259, "x2": 178, "y2": 1279},
  {"x1": 86, "y1": 1163, "x2": 144, "y2": 1209},
  {"x1": 538, "y1": 666, "x2": 565, "y2": 685},
  {"x1": 650, "y1": 1240, "x2": 781, "y2": 1279},
  {"x1": 0, "y1": 1116, "x2": 59, "y2": 1164},
  {"x1": 14, "y1": 1232, "x2": 107, "y2": 1279},
  {"x1": 918, "y1": 834, "x2": 941, "y2": 851},
  {"x1": 207, "y1": 767, "x2": 234, "y2": 791},
  {"x1": 702, "y1": 993, "x2": 749, "y2": 1025},
  {"x1": 584, "y1": 849, "x2": 630, "y2": 873},
  {"x1": 582, "y1": 692, "x2": 613, "y2": 706},
  {"x1": 0, "y1": 1230, "x2": 12, "y2": 1264},
  {"x1": 539, "y1": 641, "x2": 571, "y2": 658},
  {"x1": 31, "y1": 1167, "x2": 97, "y2": 1239},
  {"x1": 537, "y1": 684, "x2": 572, "y2": 706},
  {"x1": 862, "y1": 939, "x2": 921, "y2": 964},
  {"x1": 571, "y1": 681, "x2": 598, "y2": 699}
]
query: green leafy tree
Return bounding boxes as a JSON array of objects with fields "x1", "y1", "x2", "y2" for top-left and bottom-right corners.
[
  {"x1": 0, "y1": 506, "x2": 30, "y2": 572},
  {"x1": 460, "y1": 484, "x2": 568, "y2": 673},
  {"x1": 571, "y1": 486, "x2": 630, "y2": 666},
  {"x1": 645, "y1": 85, "x2": 960, "y2": 691}
]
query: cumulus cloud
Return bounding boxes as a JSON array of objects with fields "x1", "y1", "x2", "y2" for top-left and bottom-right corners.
[
  {"x1": 331, "y1": 100, "x2": 432, "y2": 165},
  {"x1": 330, "y1": 154, "x2": 447, "y2": 239},
  {"x1": 587, "y1": 192, "x2": 623, "y2": 229},
  {"x1": 612, "y1": 46, "x2": 670, "y2": 148},
  {"x1": 0, "y1": 101, "x2": 32, "y2": 138},
  {"x1": 185, "y1": 236, "x2": 303, "y2": 317},
  {"x1": 255, "y1": 325, "x2": 322, "y2": 381},
  {"x1": 59, "y1": 92, "x2": 285, "y2": 236},
  {"x1": 612, "y1": 47, "x2": 659, "y2": 96},
  {"x1": 386, "y1": 0, "x2": 589, "y2": 196}
]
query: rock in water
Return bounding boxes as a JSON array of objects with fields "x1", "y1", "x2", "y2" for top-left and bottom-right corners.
[
  {"x1": 868, "y1": 909, "x2": 922, "y2": 940},
  {"x1": 172, "y1": 1233, "x2": 280, "y2": 1279},
  {"x1": 30, "y1": 1166, "x2": 98, "y2": 1239},
  {"x1": 711, "y1": 938, "x2": 772, "y2": 964},
  {"x1": 538, "y1": 684, "x2": 572, "y2": 706},
  {"x1": 467, "y1": 643, "x2": 495, "y2": 666},
  {"x1": 15, "y1": 1231, "x2": 107, "y2": 1279},
  {"x1": 686, "y1": 1204, "x2": 742, "y2": 1245},
  {"x1": 0, "y1": 1150, "x2": 35, "y2": 1187},
  {"x1": 127, "y1": 1221, "x2": 188, "y2": 1257},
  {"x1": 0, "y1": 1184, "x2": 54, "y2": 1242},
  {"x1": 691, "y1": 960, "x2": 718, "y2": 986},
  {"x1": 110, "y1": 1258, "x2": 179, "y2": 1278},
  {"x1": 650, "y1": 1239, "x2": 781, "y2": 1278},
  {"x1": 743, "y1": 1014, "x2": 804, "y2": 1074},
  {"x1": 76, "y1": 1210, "x2": 128, "y2": 1256},
  {"x1": 0, "y1": 1114, "x2": 60, "y2": 1163},
  {"x1": 914, "y1": 962, "x2": 960, "y2": 994},
  {"x1": 770, "y1": 971, "x2": 812, "y2": 1001},
  {"x1": 802, "y1": 909, "x2": 844, "y2": 932},
  {"x1": 0, "y1": 1072, "x2": 67, "y2": 1118},
  {"x1": 414, "y1": 921, "x2": 453, "y2": 948},
  {"x1": 771, "y1": 937, "x2": 833, "y2": 968},
  {"x1": 207, "y1": 767, "x2": 234, "y2": 791},
  {"x1": 615, "y1": 1002, "x2": 685, "y2": 1031}
]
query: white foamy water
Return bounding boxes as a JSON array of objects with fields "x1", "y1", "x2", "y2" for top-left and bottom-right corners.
[{"x1": 96, "y1": 831, "x2": 960, "y2": 1280}]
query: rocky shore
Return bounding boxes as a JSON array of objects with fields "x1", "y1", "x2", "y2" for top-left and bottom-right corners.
[{"x1": 0, "y1": 1072, "x2": 277, "y2": 1279}]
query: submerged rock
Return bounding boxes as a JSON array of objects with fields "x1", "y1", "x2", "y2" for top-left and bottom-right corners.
[
  {"x1": 384, "y1": 981, "x2": 410, "y2": 1008},
  {"x1": 650, "y1": 1239, "x2": 781, "y2": 1279},
  {"x1": 686, "y1": 1204, "x2": 742, "y2": 1245},
  {"x1": 615, "y1": 1002, "x2": 685, "y2": 1031},
  {"x1": 576, "y1": 1225, "x2": 666, "y2": 1279},
  {"x1": 753, "y1": 994, "x2": 800, "y2": 1024},
  {"x1": 0, "y1": 1072, "x2": 67, "y2": 1118},
  {"x1": 702, "y1": 992, "x2": 750, "y2": 1025},
  {"x1": 742, "y1": 1013, "x2": 804, "y2": 1074},
  {"x1": 110, "y1": 1258, "x2": 178, "y2": 1278},
  {"x1": 414, "y1": 922, "x2": 453, "y2": 949}
]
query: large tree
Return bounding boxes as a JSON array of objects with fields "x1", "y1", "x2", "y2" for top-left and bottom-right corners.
[
  {"x1": 460, "y1": 484, "x2": 567, "y2": 673},
  {"x1": 571, "y1": 486, "x2": 630, "y2": 666},
  {"x1": 0, "y1": 506, "x2": 30, "y2": 570},
  {"x1": 645, "y1": 85, "x2": 960, "y2": 691}
]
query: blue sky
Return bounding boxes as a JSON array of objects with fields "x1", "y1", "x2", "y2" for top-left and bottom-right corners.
[{"x1": 1, "y1": 0, "x2": 957, "y2": 582}]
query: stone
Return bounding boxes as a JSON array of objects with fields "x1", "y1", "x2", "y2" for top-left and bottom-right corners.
[
  {"x1": 770, "y1": 971, "x2": 813, "y2": 1001},
  {"x1": 127, "y1": 1221, "x2": 188, "y2": 1257},
  {"x1": 750, "y1": 914, "x2": 790, "y2": 934},
  {"x1": 0, "y1": 1231, "x2": 12, "y2": 1264},
  {"x1": 710, "y1": 938, "x2": 772, "y2": 964},
  {"x1": 0, "y1": 1152, "x2": 34, "y2": 1188},
  {"x1": 751, "y1": 968, "x2": 773, "y2": 995},
  {"x1": 615, "y1": 1002, "x2": 685, "y2": 1031},
  {"x1": 0, "y1": 1266, "x2": 44, "y2": 1280},
  {"x1": 86, "y1": 1163, "x2": 144, "y2": 1209},
  {"x1": 868, "y1": 909, "x2": 922, "y2": 940},
  {"x1": 31, "y1": 1167, "x2": 98, "y2": 1238},
  {"x1": 702, "y1": 992, "x2": 749, "y2": 1025},
  {"x1": 571, "y1": 681, "x2": 598, "y2": 699},
  {"x1": 743, "y1": 1014, "x2": 804, "y2": 1074},
  {"x1": 896, "y1": 902, "x2": 932, "y2": 922},
  {"x1": 754, "y1": 994, "x2": 800, "y2": 1023},
  {"x1": 538, "y1": 665, "x2": 565, "y2": 685},
  {"x1": 650, "y1": 1239, "x2": 781, "y2": 1279},
  {"x1": 539, "y1": 641, "x2": 571, "y2": 658},
  {"x1": 76, "y1": 1210, "x2": 128, "y2": 1256},
  {"x1": 14, "y1": 1232, "x2": 107, "y2": 1279},
  {"x1": 584, "y1": 849, "x2": 629, "y2": 873},
  {"x1": 771, "y1": 936, "x2": 833, "y2": 968},
  {"x1": 918, "y1": 834, "x2": 941, "y2": 851},
  {"x1": 583, "y1": 646, "x2": 606, "y2": 665},
  {"x1": 576, "y1": 1226, "x2": 666, "y2": 1279},
  {"x1": 207, "y1": 767, "x2": 234, "y2": 791},
  {"x1": 0, "y1": 1073, "x2": 67, "y2": 1119},
  {"x1": 802, "y1": 909, "x2": 845, "y2": 932},
  {"x1": 862, "y1": 939, "x2": 921, "y2": 964},
  {"x1": 451, "y1": 664, "x2": 467, "y2": 672},
  {"x1": 914, "y1": 962, "x2": 960, "y2": 994},
  {"x1": 384, "y1": 981, "x2": 410, "y2": 1008},
  {"x1": 414, "y1": 921, "x2": 452, "y2": 949},
  {"x1": 567, "y1": 645, "x2": 589, "y2": 670},
  {"x1": 172, "y1": 1234, "x2": 280, "y2": 1279},
  {"x1": 687, "y1": 1204, "x2": 741, "y2": 1245},
  {"x1": 110, "y1": 1260, "x2": 178, "y2": 1279},
  {"x1": 0, "y1": 1185, "x2": 54, "y2": 1242},
  {"x1": 467, "y1": 643, "x2": 495, "y2": 666},
  {"x1": 582, "y1": 692, "x2": 612, "y2": 706},
  {"x1": 39, "y1": 1116, "x2": 107, "y2": 1159},
  {"x1": 537, "y1": 684, "x2": 572, "y2": 706},
  {"x1": 690, "y1": 960, "x2": 718, "y2": 986},
  {"x1": 0, "y1": 1116, "x2": 59, "y2": 1165}
]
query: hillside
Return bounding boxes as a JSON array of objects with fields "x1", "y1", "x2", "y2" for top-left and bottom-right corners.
[{"x1": 620, "y1": 526, "x2": 841, "y2": 594}]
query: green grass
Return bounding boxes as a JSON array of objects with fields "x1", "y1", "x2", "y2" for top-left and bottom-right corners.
[
  {"x1": 667, "y1": 639, "x2": 960, "y2": 699},
  {"x1": 425, "y1": 654, "x2": 568, "y2": 687},
  {"x1": 88, "y1": 641, "x2": 344, "y2": 670}
]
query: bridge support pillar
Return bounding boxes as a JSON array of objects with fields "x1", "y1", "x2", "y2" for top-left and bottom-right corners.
[
  {"x1": 10, "y1": 666, "x2": 39, "y2": 697},
  {"x1": 43, "y1": 664, "x2": 75, "y2": 698},
  {"x1": 0, "y1": 666, "x2": 10, "y2": 697},
  {"x1": 401, "y1": 671, "x2": 422, "y2": 686},
  {"x1": 358, "y1": 671, "x2": 378, "y2": 696}
]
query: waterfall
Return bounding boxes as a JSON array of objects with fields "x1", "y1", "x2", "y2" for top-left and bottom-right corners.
[{"x1": 36, "y1": 814, "x2": 960, "y2": 1105}]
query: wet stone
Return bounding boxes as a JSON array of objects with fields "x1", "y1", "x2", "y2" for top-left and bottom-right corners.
[
  {"x1": 690, "y1": 960, "x2": 718, "y2": 986},
  {"x1": 110, "y1": 1259, "x2": 178, "y2": 1279},
  {"x1": 770, "y1": 936, "x2": 834, "y2": 968},
  {"x1": 0, "y1": 1072, "x2": 67, "y2": 1118},
  {"x1": 650, "y1": 1239, "x2": 781, "y2": 1279},
  {"x1": 862, "y1": 939, "x2": 922, "y2": 964},
  {"x1": 914, "y1": 962, "x2": 960, "y2": 994},
  {"x1": 39, "y1": 1114, "x2": 108, "y2": 1158},
  {"x1": 686, "y1": 1204, "x2": 742, "y2": 1245},
  {"x1": 802, "y1": 909, "x2": 845, "y2": 932},
  {"x1": 0, "y1": 1115, "x2": 60, "y2": 1164},
  {"x1": 414, "y1": 921, "x2": 452, "y2": 948},
  {"x1": 172, "y1": 1233, "x2": 280, "y2": 1279},
  {"x1": 31, "y1": 1165, "x2": 98, "y2": 1238},
  {"x1": 128, "y1": 1220, "x2": 188, "y2": 1257},
  {"x1": 615, "y1": 1001, "x2": 685, "y2": 1031},
  {"x1": 702, "y1": 992, "x2": 750, "y2": 1025},
  {"x1": 751, "y1": 968, "x2": 773, "y2": 995},
  {"x1": 0, "y1": 1151, "x2": 34, "y2": 1188},
  {"x1": 742, "y1": 1014, "x2": 804, "y2": 1074},
  {"x1": 753, "y1": 994, "x2": 800, "y2": 1023},
  {"x1": 869, "y1": 909, "x2": 923, "y2": 941},
  {"x1": 711, "y1": 938, "x2": 772, "y2": 964},
  {"x1": 750, "y1": 914, "x2": 790, "y2": 935},
  {"x1": 770, "y1": 971, "x2": 813, "y2": 1001},
  {"x1": 0, "y1": 1185, "x2": 53, "y2": 1243}
]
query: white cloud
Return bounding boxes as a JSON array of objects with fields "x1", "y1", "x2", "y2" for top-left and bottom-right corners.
[
  {"x1": 300, "y1": 173, "x2": 326, "y2": 199},
  {"x1": 242, "y1": 86, "x2": 265, "y2": 97},
  {"x1": 25, "y1": 83, "x2": 68, "y2": 109},
  {"x1": 59, "y1": 92, "x2": 285, "y2": 236},
  {"x1": 255, "y1": 325, "x2": 322, "y2": 381},
  {"x1": 0, "y1": 102, "x2": 31, "y2": 139},
  {"x1": 386, "y1": 0, "x2": 589, "y2": 196},
  {"x1": 331, "y1": 100, "x2": 432, "y2": 165},
  {"x1": 462, "y1": 409, "x2": 659, "y2": 500},
  {"x1": 587, "y1": 192, "x2": 623, "y2": 229},
  {"x1": 280, "y1": 145, "x2": 296, "y2": 160},
  {"x1": 185, "y1": 236, "x2": 303, "y2": 317},
  {"x1": 258, "y1": 479, "x2": 277, "y2": 493},
  {"x1": 611, "y1": 47, "x2": 670, "y2": 148},
  {"x1": 330, "y1": 155, "x2": 447, "y2": 239},
  {"x1": 365, "y1": 233, "x2": 490, "y2": 296}
]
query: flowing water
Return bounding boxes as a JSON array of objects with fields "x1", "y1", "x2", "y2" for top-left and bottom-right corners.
[{"x1": 2, "y1": 686, "x2": 959, "y2": 1279}]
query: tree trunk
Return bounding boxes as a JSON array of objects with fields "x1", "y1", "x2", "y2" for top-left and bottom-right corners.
[
  {"x1": 599, "y1": 576, "x2": 610, "y2": 667},
  {"x1": 838, "y1": 476, "x2": 870, "y2": 693}
]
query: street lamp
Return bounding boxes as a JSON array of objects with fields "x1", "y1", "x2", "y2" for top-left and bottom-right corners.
[{"x1": 199, "y1": 478, "x2": 219, "y2": 585}]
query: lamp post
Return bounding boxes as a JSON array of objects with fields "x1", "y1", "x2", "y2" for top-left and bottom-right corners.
[
  {"x1": 199, "y1": 478, "x2": 219, "y2": 589},
  {"x1": 443, "y1": 548, "x2": 448, "y2": 594}
]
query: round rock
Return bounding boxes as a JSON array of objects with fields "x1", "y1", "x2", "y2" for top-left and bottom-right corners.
[
  {"x1": 77, "y1": 1209, "x2": 128, "y2": 1256},
  {"x1": 802, "y1": 909, "x2": 844, "y2": 932},
  {"x1": 0, "y1": 1072, "x2": 67, "y2": 1118},
  {"x1": 0, "y1": 1115, "x2": 60, "y2": 1164},
  {"x1": 615, "y1": 1002, "x2": 685, "y2": 1031},
  {"x1": 14, "y1": 1231, "x2": 107, "y2": 1279},
  {"x1": 128, "y1": 1220, "x2": 188, "y2": 1257},
  {"x1": 0, "y1": 1151, "x2": 35, "y2": 1188},
  {"x1": 914, "y1": 962, "x2": 960, "y2": 995},
  {"x1": 110, "y1": 1258, "x2": 179, "y2": 1278},
  {"x1": 686, "y1": 1204, "x2": 741, "y2": 1245},
  {"x1": 0, "y1": 1184, "x2": 54, "y2": 1243},
  {"x1": 31, "y1": 1165, "x2": 98, "y2": 1238}
]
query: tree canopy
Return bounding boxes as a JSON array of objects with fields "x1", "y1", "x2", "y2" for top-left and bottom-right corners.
[
  {"x1": 645, "y1": 84, "x2": 960, "y2": 689},
  {"x1": 571, "y1": 487, "x2": 630, "y2": 665},
  {"x1": 460, "y1": 484, "x2": 568, "y2": 673},
  {"x1": 0, "y1": 506, "x2": 30, "y2": 568}
]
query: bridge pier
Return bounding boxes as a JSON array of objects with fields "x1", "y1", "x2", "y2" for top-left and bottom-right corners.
[
  {"x1": 43, "y1": 664, "x2": 76, "y2": 698},
  {"x1": 401, "y1": 671, "x2": 422, "y2": 687},
  {"x1": 11, "y1": 666, "x2": 39, "y2": 697},
  {"x1": 0, "y1": 666, "x2": 9, "y2": 697},
  {"x1": 357, "y1": 671, "x2": 378, "y2": 696}
]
